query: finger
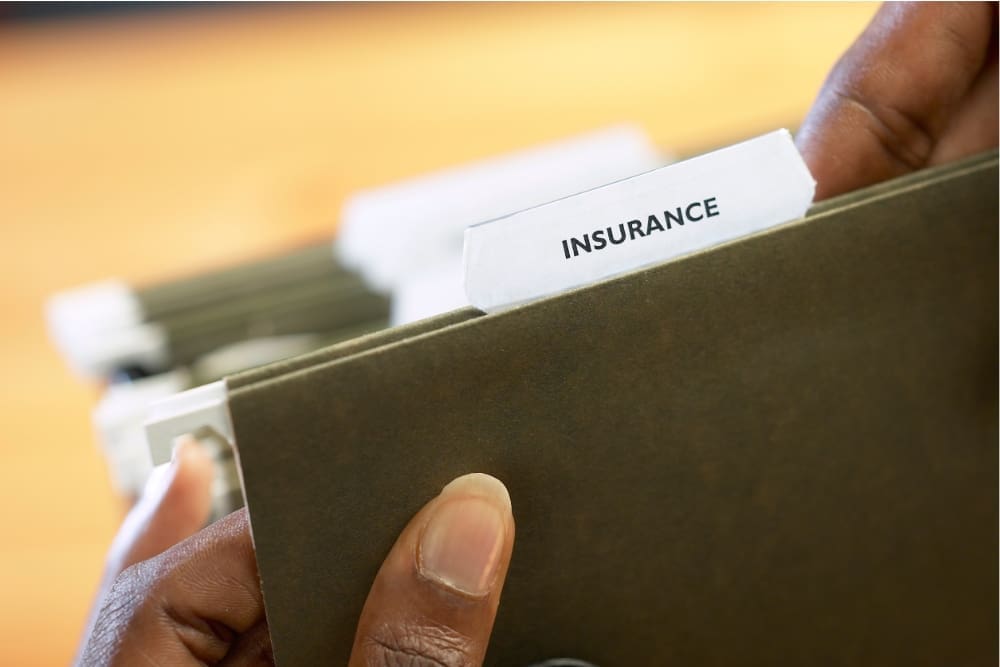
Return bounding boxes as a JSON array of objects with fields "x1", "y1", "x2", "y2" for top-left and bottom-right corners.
[
  {"x1": 350, "y1": 473, "x2": 515, "y2": 667},
  {"x1": 928, "y1": 52, "x2": 999, "y2": 166},
  {"x1": 74, "y1": 437, "x2": 216, "y2": 665},
  {"x1": 108, "y1": 436, "x2": 215, "y2": 574},
  {"x1": 796, "y1": 2, "x2": 997, "y2": 200},
  {"x1": 79, "y1": 508, "x2": 269, "y2": 666}
]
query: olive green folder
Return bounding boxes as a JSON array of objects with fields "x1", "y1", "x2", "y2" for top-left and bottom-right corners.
[
  {"x1": 138, "y1": 243, "x2": 390, "y2": 371},
  {"x1": 229, "y1": 152, "x2": 998, "y2": 665}
]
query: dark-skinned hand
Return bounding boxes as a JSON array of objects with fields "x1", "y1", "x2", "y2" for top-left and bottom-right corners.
[
  {"x1": 78, "y1": 439, "x2": 514, "y2": 666},
  {"x1": 797, "y1": 1, "x2": 998, "y2": 200}
]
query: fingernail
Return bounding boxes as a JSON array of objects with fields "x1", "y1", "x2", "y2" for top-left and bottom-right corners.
[
  {"x1": 140, "y1": 437, "x2": 196, "y2": 505},
  {"x1": 418, "y1": 473, "x2": 511, "y2": 597},
  {"x1": 171, "y1": 436, "x2": 195, "y2": 464}
]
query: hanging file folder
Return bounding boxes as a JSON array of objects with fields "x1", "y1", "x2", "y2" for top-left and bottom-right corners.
[{"x1": 149, "y1": 150, "x2": 997, "y2": 665}]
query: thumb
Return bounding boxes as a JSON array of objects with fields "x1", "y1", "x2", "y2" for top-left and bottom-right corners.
[{"x1": 350, "y1": 473, "x2": 516, "y2": 667}]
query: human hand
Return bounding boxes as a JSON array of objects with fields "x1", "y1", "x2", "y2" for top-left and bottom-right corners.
[
  {"x1": 797, "y1": 1, "x2": 998, "y2": 200},
  {"x1": 74, "y1": 437, "x2": 217, "y2": 665},
  {"x1": 77, "y1": 446, "x2": 515, "y2": 666}
]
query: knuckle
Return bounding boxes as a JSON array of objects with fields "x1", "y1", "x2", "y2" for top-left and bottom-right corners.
[
  {"x1": 362, "y1": 620, "x2": 477, "y2": 667},
  {"x1": 81, "y1": 560, "x2": 165, "y2": 665},
  {"x1": 832, "y1": 85, "x2": 935, "y2": 171},
  {"x1": 110, "y1": 553, "x2": 234, "y2": 664},
  {"x1": 105, "y1": 559, "x2": 159, "y2": 619}
]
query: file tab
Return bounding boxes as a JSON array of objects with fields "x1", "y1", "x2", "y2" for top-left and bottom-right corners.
[
  {"x1": 337, "y1": 125, "x2": 666, "y2": 294},
  {"x1": 464, "y1": 129, "x2": 815, "y2": 313}
]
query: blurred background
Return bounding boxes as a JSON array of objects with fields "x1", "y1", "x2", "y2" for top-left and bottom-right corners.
[{"x1": 0, "y1": 2, "x2": 878, "y2": 665}]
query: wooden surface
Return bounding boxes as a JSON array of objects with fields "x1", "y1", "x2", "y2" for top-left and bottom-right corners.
[{"x1": 0, "y1": 3, "x2": 876, "y2": 665}]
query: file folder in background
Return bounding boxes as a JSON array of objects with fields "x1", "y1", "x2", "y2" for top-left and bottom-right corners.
[{"x1": 47, "y1": 242, "x2": 390, "y2": 381}]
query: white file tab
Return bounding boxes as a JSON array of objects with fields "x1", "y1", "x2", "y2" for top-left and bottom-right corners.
[
  {"x1": 338, "y1": 125, "x2": 665, "y2": 293},
  {"x1": 464, "y1": 129, "x2": 815, "y2": 313}
]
